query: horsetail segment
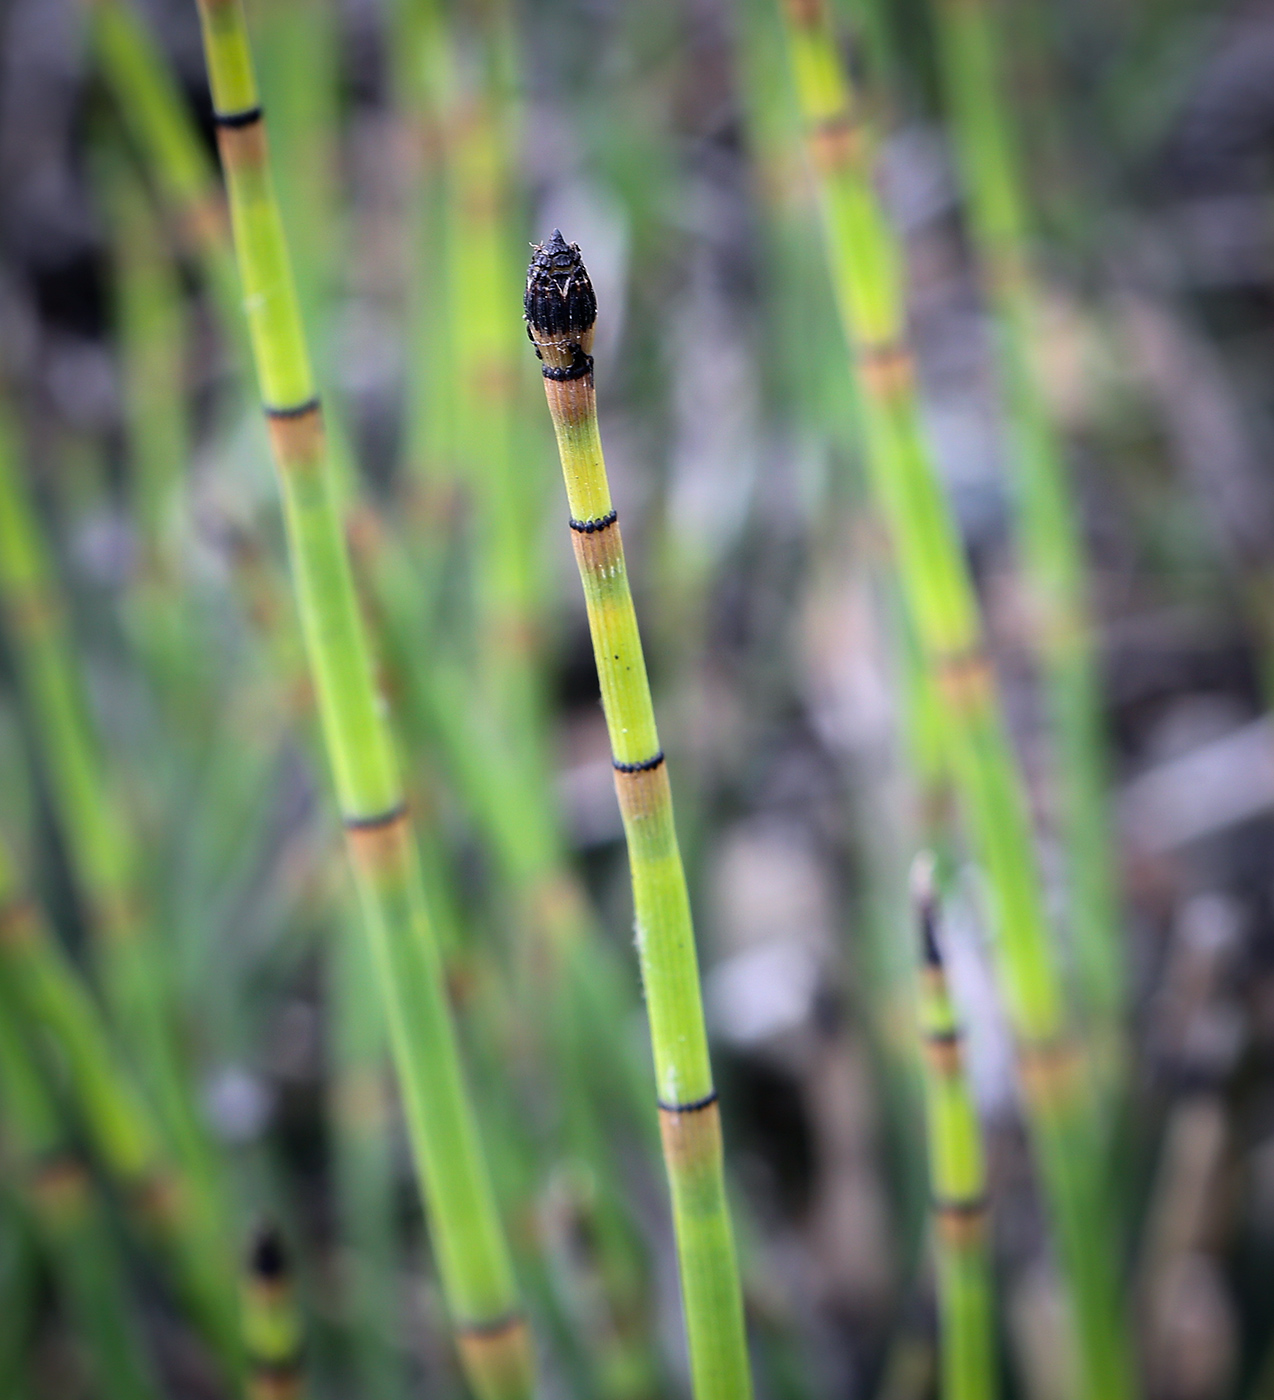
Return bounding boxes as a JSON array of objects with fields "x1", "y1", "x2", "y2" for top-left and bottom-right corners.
[
  {"x1": 0, "y1": 998, "x2": 159, "y2": 1400},
  {"x1": 242, "y1": 1227, "x2": 307, "y2": 1400},
  {"x1": 930, "y1": 0, "x2": 1122, "y2": 1089},
  {"x1": 912, "y1": 860, "x2": 994, "y2": 1400},
  {"x1": 192, "y1": 5, "x2": 532, "y2": 1396},
  {"x1": 0, "y1": 837, "x2": 237, "y2": 1363},
  {"x1": 526, "y1": 231, "x2": 752, "y2": 1400},
  {"x1": 777, "y1": 6, "x2": 1132, "y2": 1400}
]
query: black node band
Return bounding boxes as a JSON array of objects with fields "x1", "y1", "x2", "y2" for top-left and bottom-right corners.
[
  {"x1": 923, "y1": 1028, "x2": 962, "y2": 1046},
  {"x1": 933, "y1": 1193, "x2": 988, "y2": 1217},
  {"x1": 214, "y1": 105, "x2": 264, "y2": 130},
  {"x1": 455, "y1": 1309, "x2": 524, "y2": 1338},
  {"x1": 657, "y1": 1090, "x2": 718, "y2": 1114},
  {"x1": 343, "y1": 801, "x2": 408, "y2": 832},
  {"x1": 613, "y1": 751, "x2": 665, "y2": 774},
  {"x1": 542, "y1": 349, "x2": 593, "y2": 381},
  {"x1": 569, "y1": 509, "x2": 618, "y2": 534},
  {"x1": 264, "y1": 395, "x2": 321, "y2": 420}
]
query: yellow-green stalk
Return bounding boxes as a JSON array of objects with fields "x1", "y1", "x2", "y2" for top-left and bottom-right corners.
[
  {"x1": 525, "y1": 230, "x2": 752, "y2": 1400},
  {"x1": 191, "y1": 4, "x2": 532, "y2": 1395},
  {"x1": 776, "y1": 6, "x2": 1132, "y2": 1400},
  {"x1": 242, "y1": 1226, "x2": 308, "y2": 1400},
  {"x1": 929, "y1": 0, "x2": 1122, "y2": 1095},
  {"x1": 912, "y1": 858, "x2": 995, "y2": 1400}
]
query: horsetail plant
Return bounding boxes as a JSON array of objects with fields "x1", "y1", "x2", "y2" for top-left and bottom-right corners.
[
  {"x1": 0, "y1": 834, "x2": 238, "y2": 1367},
  {"x1": 912, "y1": 858, "x2": 995, "y2": 1400},
  {"x1": 0, "y1": 400, "x2": 218, "y2": 1216},
  {"x1": 776, "y1": 6, "x2": 1133, "y2": 1400},
  {"x1": 191, "y1": 4, "x2": 533, "y2": 1395},
  {"x1": 241, "y1": 1226, "x2": 308, "y2": 1400},
  {"x1": 525, "y1": 230, "x2": 752, "y2": 1400},
  {"x1": 929, "y1": 0, "x2": 1123, "y2": 1097},
  {"x1": 0, "y1": 1002, "x2": 159, "y2": 1400},
  {"x1": 87, "y1": 0, "x2": 242, "y2": 336}
]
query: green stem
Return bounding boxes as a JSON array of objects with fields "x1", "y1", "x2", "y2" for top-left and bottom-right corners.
[
  {"x1": 191, "y1": 5, "x2": 532, "y2": 1395},
  {"x1": 0, "y1": 400, "x2": 217, "y2": 1228},
  {"x1": 930, "y1": 0, "x2": 1123, "y2": 1095},
  {"x1": 913, "y1": 860, "x2": 995, "y2": 1400},
  {"x1": 0, "y1": 838, "x2": 237, "y2": 1367},
  {"x1": 0, "y1": 1005, "x2": 159, "y2": 1400},
  {"x1": 776, "y1": 7, "x2": 1133, "y2": 1400},
  {"x1": 241, "y1": 1226, "x2": 308, "y2": 1400},
  {"x1": 88, "y1": 0, "x2": 243, "y2": 337},
  {"x1": 526, "y1": 231, "x2": 752, "y2": 1400}
]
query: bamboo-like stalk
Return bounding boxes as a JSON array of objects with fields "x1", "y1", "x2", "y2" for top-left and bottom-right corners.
[
  {"x1": 525, "y1": 230, "x2": 752, "y2": 1400},
  {"x1": 0, "y1": 835, "x2": 238, "y2": 1365},
  {"x1": 328, "y1": 901, "x2": 405, "y2": 1400},
  {"x1": 190, "y1": 5, "x2": 532, "y2": 1396},
  {"x1": 0, "y1": 1003, "x2": 159, "y2": 1400},
  {"x1": 929, "y1": 0, "x2": 1123, "y2": 1095},
  {"x1": 775, "y1": 8, "x2": 1132, "y2": 1400},
  {"x1": 912, "y1": 858, "x2": 995, "y2": 1400},
  {"x1": 241, "y1": 1226, "x2": 308, "y2": 1400}
]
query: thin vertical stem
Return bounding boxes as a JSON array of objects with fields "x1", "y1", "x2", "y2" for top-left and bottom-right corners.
[
  {"x1": 913, "y1": 859, "x2": 995, "y2": 1400},
  {"x1": 0, "y1": 1005, "x2": 159, "y2": 1400},
  {"x1": 776, "y1": 6, "x2": 1133, "y2": 1400},
  {"x1": 525, "y1": 231, "x2": 752, "y2": 1400},
  {"x1": 0, "y1": 838, "x2": 237, "y2": 1367},
  {"x1": 241, "y1": 1226, "x2": 308, "y2": 1400},
  {"x1": 190, "y1": 5, "x2": 532, "y2": 1395},
  {"x1": 930, "y1": 0, "x2": 1123, "y2": 1094}
]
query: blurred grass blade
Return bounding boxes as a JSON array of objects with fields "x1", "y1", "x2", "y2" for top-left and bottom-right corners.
[{"x1": 0, "y1": 1003, "x2": 159, "y2": 1400}]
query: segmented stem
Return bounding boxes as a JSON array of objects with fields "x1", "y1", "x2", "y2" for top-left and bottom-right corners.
[
  {"x1": 913, "y1": 861, "x2": 995, "y2": 1400},
  {"x1": 192, "y1": 5, "x2": 532, "y2": 1395},
  {"x1": 0, "y1": 837, "x2": 236, "y2": 1364},
  {"x1": 930, "y1": 0, "x2": 1122, "y2": 1094},
  {"x1": 0, "y1": 1004, "x2": 159, "y2": 1400},
  {"x1": 242, "y1": 1227, "x2": 307, "y2": 1400},
  {"x1": 778, "y1": 7, "x2": 1132, "y2": 1399},
  {"x1": 526, "y1": 230, "x2": 752, "y2": 1400}
]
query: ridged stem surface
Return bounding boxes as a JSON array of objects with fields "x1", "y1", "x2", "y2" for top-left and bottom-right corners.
[
  {"x1": 526, "y1": 232, "x2": 752, "y2": 1400},
  {"x1": 192, "y1": 5, "x2": 532, "y2": 1396}
]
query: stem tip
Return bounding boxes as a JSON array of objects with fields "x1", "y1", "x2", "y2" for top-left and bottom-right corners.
[{"x1": 525, "y1": 230, "x2": 597, "y2": 339}]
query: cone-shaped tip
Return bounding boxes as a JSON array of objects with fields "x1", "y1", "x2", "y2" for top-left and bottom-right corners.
[
  {"x1": 525, "y1": 231, "x2": 597, "y2": 339},
  {"x1": 910, "y1": 852, "x2": 943, "y2": 967},
  {"x1": 248, "y1": 1224, "x2": 288, "y2": 1281}
]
